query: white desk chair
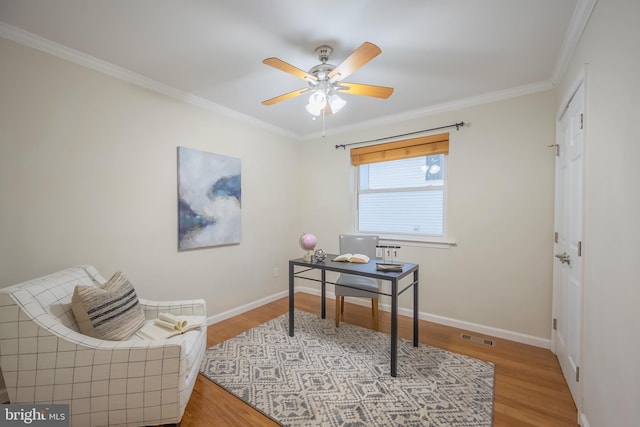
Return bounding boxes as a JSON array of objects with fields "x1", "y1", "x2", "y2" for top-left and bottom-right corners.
[{"x1": 334, "y1": 234, "x2": 380, "y2": 328}]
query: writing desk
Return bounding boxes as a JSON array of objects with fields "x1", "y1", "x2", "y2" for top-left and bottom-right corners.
[{"x1": 289, "y1": 255, "x2": 419, "y2": 377}]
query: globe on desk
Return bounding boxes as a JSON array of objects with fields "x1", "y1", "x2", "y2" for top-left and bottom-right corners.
[{"x1": 299, "y1": 233, "x2": 317, "y2": 261}]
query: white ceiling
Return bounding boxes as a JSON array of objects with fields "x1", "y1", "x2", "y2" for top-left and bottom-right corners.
[{"x1": 0, "y1": 0, "x2": 581, "y2": 139}]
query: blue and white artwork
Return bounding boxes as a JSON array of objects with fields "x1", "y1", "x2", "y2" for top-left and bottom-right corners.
[{"x1": 178, "y1": 147, "x2": 241, "y2": 250}]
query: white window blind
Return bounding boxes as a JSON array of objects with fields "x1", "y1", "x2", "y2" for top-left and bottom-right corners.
[{"x1": 351, "y1": 133, "x2": 449, "y2": 239}]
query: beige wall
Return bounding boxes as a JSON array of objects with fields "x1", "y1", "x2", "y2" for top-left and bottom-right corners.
[
  {"x1": 298, "y1": 90, "x2": 557, "y2": 340},
  {"x1": 0, "y1": 22, "x2": 591, "y2": 402},
  {"x1": 0, "y1": 38, "x2": 301, "y2": 313},
  {"x1": 559, "y1": 0, "x2": 640, "y2": 425},
  {"x1": 0, "y1": 35, "x2": 557, "y2": 345},
  {"x1": 3, "y1": 3, "x2": 639, "y2": 421}
]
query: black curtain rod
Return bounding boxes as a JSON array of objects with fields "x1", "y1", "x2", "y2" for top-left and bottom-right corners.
[{"x1": 335, "y1": 121, "x2": 466, "y2": 150}]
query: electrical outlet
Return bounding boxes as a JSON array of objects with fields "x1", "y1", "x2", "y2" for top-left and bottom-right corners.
[
  {"x1": 375, "y1": 247, "x2": 383, "y2": 258},
  {"x1": 272, "y1": 267, "x2": 279, "y2": 278}
]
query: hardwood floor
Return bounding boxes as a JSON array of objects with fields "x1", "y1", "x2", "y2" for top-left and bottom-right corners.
[{"x1": 181, "y1": 293, "x2": 578, "y2": 426}]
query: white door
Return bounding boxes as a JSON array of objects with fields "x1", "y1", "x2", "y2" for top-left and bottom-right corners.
[{"x1": 552, "y1": 80, "x2": 584, "y2": 412}]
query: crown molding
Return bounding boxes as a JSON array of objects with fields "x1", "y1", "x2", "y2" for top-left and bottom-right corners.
[
  {"x1": 0, "y1": 21, "x2": 297, "y2": 140},
  {"x1": 2, "y1": 1, "x2": 591, "y2": 143},
  {"x1": 303, "y1": 80, "x2": 554, "y2": 141},
  {"x1": 551, "y1": 0, "x2": 598, "y2": 84}
]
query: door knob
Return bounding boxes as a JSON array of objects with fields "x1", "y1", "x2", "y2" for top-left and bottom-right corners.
[{"x1": 555, "y1": 252, "x2": 571, "y2": 265}]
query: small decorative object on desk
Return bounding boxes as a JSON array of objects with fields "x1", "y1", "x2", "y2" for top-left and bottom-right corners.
[
  {"x1": 376, "y1": 244, "x2": 403, "y2": 271},
  {"x1": 299, "y1": 232, "x2": 318, "y2": 262},
  {"x1": 313, "y1": 249, "x2": 326, "y2": 263},
  {"x1": 377, "y1": 244, "x2": 401, "y2": 264}
]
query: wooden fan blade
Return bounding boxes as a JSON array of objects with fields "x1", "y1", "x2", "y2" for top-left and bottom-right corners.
[
  {"x1": 262, "y1": 88, "x2": 310, "y2": 106},
  {"x1": 263, "y1": 57, "x2": 317, "y2": 81},
  {"x1": 328, "y1": 42, "x2": 382, "y2": 81},
  {"x1": 337, "y1": 82, "x2": 394, "y2": 99}
]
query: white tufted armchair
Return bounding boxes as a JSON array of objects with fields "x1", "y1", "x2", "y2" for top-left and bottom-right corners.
[{"x1": 0, "y1": 265, "x2": 207, "y2": 426}]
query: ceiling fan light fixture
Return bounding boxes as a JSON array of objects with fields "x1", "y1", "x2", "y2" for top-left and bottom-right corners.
[
  {"x1": 305, "y1": 102, "x2": 323, "y2": 116},
  {"x1": 308, "y1": 90, "x2": 326, "y2": 107},
  {"x1": 327, "y1": 93, "x2": 346, "y2": 114},
  {"x1": 262, "y1": 42, "x2": 392, "y2": 120},
  {"x1": 306, "y1": 86, "x2": 331, "y2": 116}
]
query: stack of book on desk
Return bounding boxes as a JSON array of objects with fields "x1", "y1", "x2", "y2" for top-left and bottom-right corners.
[{"x1": 376, "y1": 263, "x2": 403, "y2": 272}]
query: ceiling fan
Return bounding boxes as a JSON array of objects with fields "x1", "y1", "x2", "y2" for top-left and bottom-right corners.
[{"x1": 262, "y1": 42, "x2": 394, "y2": 116}]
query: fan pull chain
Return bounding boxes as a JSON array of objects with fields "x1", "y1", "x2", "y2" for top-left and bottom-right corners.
[{"x1": 322, "y1": 109, "x2": 326, "y2": 137}]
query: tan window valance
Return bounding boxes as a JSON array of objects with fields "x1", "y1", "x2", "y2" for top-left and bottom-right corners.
[{"x1": 350, "y1": 132, "x2": 449, "y2": 166}]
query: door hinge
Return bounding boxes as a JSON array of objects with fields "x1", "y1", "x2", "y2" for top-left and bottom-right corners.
[
  {"x1": 554, "y1": 232, "x2": 559, "y2": 243},
  {"x1": 576, "y1": 366, "x2": 580, "y2": 382},
  {"x1": 553, "y1": 318, "x2": 557, "y2": 330},
  {"x1": 580, "y1": 113, "x2": 584, "y2": 130},
  {"x1": 578, "y1": 241, "x2": 582, "y2": 256}
]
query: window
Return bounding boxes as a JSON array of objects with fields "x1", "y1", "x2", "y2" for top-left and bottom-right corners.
[{"x1": 351, "y1": 133, "x2": 449, "y2": 241}]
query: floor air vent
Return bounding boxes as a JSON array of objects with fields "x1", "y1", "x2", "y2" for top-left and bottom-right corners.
[{"x1": 461, "y1": 333, "x2": 495, "y2": 347}]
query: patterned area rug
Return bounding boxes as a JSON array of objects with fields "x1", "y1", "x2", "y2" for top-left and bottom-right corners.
[{"x1": 199, "y1": 310, "x2": 494, "y2": 426}]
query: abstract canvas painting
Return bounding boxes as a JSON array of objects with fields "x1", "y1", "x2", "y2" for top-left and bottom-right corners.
[{"x1": 177, "y1": 147, "x2": 241, "y2": 250}]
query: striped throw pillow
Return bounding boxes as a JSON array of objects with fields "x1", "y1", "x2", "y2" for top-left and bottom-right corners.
[{"x1": 72, "y1": 271, "x2": 146, "y2": 340}]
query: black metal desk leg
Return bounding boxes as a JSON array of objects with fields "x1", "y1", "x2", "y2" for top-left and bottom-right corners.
[
  {"x1": 321, "y1": 269, "x2": 326, "y2": 319},
  {"x1": 391, "y1": 279, "x2": 398, "y2": 377},
  {"x1": 413, "y1": 269, "x2": 419, "y2": 347},
  {"x1": 289, "y1": 262, "x2": 294, "y2": 337}
]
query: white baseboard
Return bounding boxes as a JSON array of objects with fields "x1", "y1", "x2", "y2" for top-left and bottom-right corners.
[
  {"x1": 579, "y1": 412, "x2": 589, "y2": 427},
  {"x1": 206, "y1": 290, "x2": 289, "y2": 325},
  {"x1": 295, "y1": 286, "x2": 551, "y2": 349},
  {"x1": 206, "y1": 286, "x2": 551, "y2": 349},
  {"x1": 418, "y1": 310, "x2": 551, "y2": 349}
]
